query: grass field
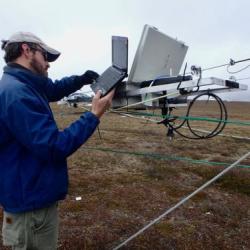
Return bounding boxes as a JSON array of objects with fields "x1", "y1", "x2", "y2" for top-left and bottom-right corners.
[{"x1": 1, "y1": 100, "x2": 250, "y2": 249}]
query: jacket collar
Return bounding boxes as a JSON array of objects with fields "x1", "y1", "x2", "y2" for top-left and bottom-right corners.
[{"x1": 3, "y1": 63, "x2": 50, "y2": 93}]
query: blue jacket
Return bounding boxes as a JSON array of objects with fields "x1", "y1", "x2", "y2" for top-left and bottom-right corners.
[{"x1": 0, "y1": 64, "x2": 99, "y2": 213}]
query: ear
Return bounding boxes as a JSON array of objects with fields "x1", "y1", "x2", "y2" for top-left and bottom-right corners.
[{"x1": 21, "y1": 43, "x2": 32, "y2": 59}]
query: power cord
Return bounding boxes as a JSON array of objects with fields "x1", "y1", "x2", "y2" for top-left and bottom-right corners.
[{"x1": 158, "y1": 92, "x2": 227, "y2": 139}]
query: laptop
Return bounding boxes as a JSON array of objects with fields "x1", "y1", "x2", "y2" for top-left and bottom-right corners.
[
  {"x1": 112, "y1": 24, "x2": 188, "y2": 108},
  {"x1": 91, "y1": 36, "x2": 128, "y2": 96}
]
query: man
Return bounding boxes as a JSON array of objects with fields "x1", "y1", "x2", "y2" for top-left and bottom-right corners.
[{"x1": 0, "y1": 32, "x2": 114, "y2": 249}]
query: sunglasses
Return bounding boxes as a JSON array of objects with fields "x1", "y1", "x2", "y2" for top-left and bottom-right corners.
[{"x1": 29, "y1": 45, "x2": 48, "y2": 61}]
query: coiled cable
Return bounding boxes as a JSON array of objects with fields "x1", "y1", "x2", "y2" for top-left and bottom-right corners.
[{"x1": 159, "y1": 92, "x2": 228, "y2": 139}]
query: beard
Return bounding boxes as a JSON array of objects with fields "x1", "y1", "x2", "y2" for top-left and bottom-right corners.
[{"x1": 30, "y1": 57, "x2": 48, "y2": 77}]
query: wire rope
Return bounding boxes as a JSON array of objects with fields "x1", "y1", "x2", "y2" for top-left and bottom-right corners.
[{"x1": 112, "y1": 150, "x2": 250, "y2": 250}]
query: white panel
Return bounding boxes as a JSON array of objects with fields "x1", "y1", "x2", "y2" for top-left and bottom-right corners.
[{"x1": 127, "y1": 24, "x2": 188, "y2": 85}]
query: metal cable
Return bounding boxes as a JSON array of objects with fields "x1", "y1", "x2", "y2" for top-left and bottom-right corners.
[{"x1": 113, "y1": 150, "x2": 250, "y2": 250}]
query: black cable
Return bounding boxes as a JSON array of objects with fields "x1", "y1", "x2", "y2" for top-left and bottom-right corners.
[
  {"x1": 177, "y1": 62, "x2": 187, "y2": 90},
  {"x1": 202, "y1": 58, "x2": 250, "y2": 72},
  {"x1": 158, "y1": 92, "x2": 228, "y2": 140},
  {"x1": 226, "y1": 64, "x2": 250, "y2": 74},
  {"x1": 195, "y1": 68, "x2": 201, "y2": 92},
  {"x1": 186, "y1": 57, "x2": 250, "y2": 75},
  {"x1": 186, "y1": 93, "x2": 227, "y2": 139}
]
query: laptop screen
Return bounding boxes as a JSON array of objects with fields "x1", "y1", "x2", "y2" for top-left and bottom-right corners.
[{"x1": 112, "y1": 36, "x2": 128, "y2": 71}]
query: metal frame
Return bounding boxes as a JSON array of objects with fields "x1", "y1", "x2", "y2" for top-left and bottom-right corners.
[{"x1": 126, "y1": 77, "x2": 248, "y2": 96}]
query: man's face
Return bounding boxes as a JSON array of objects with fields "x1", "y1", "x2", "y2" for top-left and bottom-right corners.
[{"x1": 29, "y1": 45, "x2": 49, "y2": 77}]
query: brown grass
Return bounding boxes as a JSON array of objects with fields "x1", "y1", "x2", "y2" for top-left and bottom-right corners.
[{"x1": 1, "y1": 101, "x2": 250, "y2": 249}]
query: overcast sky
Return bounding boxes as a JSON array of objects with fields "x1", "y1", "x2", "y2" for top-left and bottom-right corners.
[{"x1": 0, "y1": 0, "x2": 249, "y2": 101}]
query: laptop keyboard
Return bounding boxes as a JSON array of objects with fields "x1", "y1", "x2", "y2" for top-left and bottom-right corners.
[
  {"x1": 91, "y1": 66, "x2": 126, "y2": 95},
  {"x1": 99, "y1": 67, "x2": 124, "y2": 83}
]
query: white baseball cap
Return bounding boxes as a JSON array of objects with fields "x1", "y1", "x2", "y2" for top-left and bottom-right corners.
[{"x1": 2, "y1": 32, "x2": 60, "y2": 62}]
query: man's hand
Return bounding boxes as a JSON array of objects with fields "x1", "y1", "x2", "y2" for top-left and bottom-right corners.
[
  {"x1": 91, "y1": 89, "x2": 115, "y2": 118},
  {"x1": 80, "y1": 70, "x2": 99, "y2": 85}
]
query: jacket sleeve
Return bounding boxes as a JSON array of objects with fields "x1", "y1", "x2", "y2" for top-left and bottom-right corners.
[
  {"x1": 4, "y1": 85, "x2": 99, "y2": 163},
  {"x1": 44, "y1": 75, "x2": 85, "y2": 102}
]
